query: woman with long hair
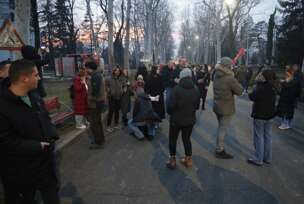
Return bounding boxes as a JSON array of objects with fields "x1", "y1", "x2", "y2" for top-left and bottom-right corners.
[
  {"x1": 145, "y1": 65, "x2": 165, "y2": 122},
  {"x1": 248, "y1": 69, "x2": 277, "y2": 166},
  {"x1": 106, "y1": 66, "x2": 124, "y2": 132}
]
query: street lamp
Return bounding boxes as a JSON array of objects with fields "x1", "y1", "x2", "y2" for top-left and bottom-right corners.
[
  {"x1": 225, "y1": 0, "x2": 235, "y2": 6},
  {"x1": 195, "y1": 35, "x2": 199, "y2": 40}
]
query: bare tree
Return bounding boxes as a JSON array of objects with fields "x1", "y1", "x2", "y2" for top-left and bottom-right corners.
[{"x1": 124, "y1": 0, "x2": 131, "y2": 70}]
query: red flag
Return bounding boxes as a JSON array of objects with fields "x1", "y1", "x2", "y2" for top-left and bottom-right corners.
[{"x1": 232, "y1": 48, "x2": 245, "y2": 65}]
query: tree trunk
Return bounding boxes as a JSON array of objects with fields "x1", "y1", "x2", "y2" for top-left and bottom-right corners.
[
  {"x1": 216, "y1": 22, "x2": 221, "y2": 62},
  {"x1": 86, "y1": 0, "x2": 97, "y2": 53},
  {"x1": 124, "y1": 0, "x2": 131, "y2": 70},
  {"x1": 31, "y1": 0, "x2": 40, "y2": 49},
  {"x1": 108, "y1": 0, "x2": 114, "y2": 65},
  {"x1": 144, "y1": 3, "x2": 153, "y2": 63}
]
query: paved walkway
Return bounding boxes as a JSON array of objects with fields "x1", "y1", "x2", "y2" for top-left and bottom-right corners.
[{"x1": 59, "y1": 88, "x2": 304, "y2": 204}]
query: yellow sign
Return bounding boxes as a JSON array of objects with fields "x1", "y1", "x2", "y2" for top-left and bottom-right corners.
[{"x1": 0, "y1": 19, "x2": 24, "y2": 51}]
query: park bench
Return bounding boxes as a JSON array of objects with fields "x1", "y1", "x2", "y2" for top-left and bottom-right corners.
[{"x1": 44, "y1": 97, "x2": 74, "y2": 126}]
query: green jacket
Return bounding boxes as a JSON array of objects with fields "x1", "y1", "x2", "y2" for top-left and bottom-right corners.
[{"x1": 213, "y1": 65, "x2": 243, "y2": 116}]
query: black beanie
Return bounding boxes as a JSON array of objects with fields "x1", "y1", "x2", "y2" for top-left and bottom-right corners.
[{"x1": 85, "y1": 61, "x2": 98, "y2": 70}]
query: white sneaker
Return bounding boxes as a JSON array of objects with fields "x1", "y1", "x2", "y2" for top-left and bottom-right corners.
[
  {"x1": 106, "y1": 127, "x2": 114, "y2": 133},
  {"x1": 113, "y1": 125, "x2": 121, "y2": 130},
  {"x1": 76, "y1": 124, "x2": 87, "y2": 129},
  {"x1": 278, "y1": 124, "x2": 289, "y2": 130}
]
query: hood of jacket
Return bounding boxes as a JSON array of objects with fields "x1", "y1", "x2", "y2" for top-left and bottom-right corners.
[
  {"x1": 179, "y1": 77, "x2": 194, "y2": 89},
  {"x1": 214, "y1": 64, "x2": 234, "y2": 79}
]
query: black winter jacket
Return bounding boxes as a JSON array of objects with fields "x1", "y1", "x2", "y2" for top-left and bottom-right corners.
[
  {"x1": 0, "y1": 79, "x2": 58, "y2": 182},
  {"x1": 132, "y1": 94, "x2": 161, "y2": 123},
  {"x1": 249, "y1": 82, "x2": 276, "y2": 120},
  {"x1": 168, "y1": 77, "x2": 200, "y2": 126}
]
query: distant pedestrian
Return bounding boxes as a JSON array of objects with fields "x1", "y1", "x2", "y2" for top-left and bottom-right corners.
[
  {"x1": 245, "y1": 67, "x2": 253, "y2": 93},
  {"x1": 85, "y1": 61, "x2": 106, "y2": 149},
  {"x1": 135, "y1": 64, "x2": 148, "y2": 82},
  {"x1": 72, "y1": 67, "x2": 89, "y2": 129},
  {"x1": 0, "y1": 59, "x2": 60, "y2": 204},
  {"x1": 277, "y1": 66, "x2": 301, "y2": 130},
  {"x1": 292, "y1": 64, "x2": 303, "y2": 100},
  {"x1": 196, "y1": 64, "x2": 210, "y2": 110},
  {"x1": 0, "y1": 60, "x2": 10, "y2": 82},
  {"x1": 128, "y1": 88, "x2": 160, "y2": 140},
  {"x1": 106, "y1": 67, "x2": 124, "y2": 132},
  {"x1": 248, "y1": 69, "x2": 277, "y2": 166},
  {"x1": 120, "y1": 68, "x2": 133, "y2": 126},
  {"x1": 213, "y1": 57, "x2": 243, "y2": 159},
  {"x1": 21, "y1": 45, "x2": 48, "y2": 98},
  {"x1": 161, "y1": 60, "x2": 176, "y2": 111},
  {"x1": 145, "y1": 65, "x2": 165, "y2": 122},
  {"x1": 166, "y1": 68, "x2": 200, "y2": 169},
  {"x1": 133, "y1": 74, "x2": 145, "y2": 93}
]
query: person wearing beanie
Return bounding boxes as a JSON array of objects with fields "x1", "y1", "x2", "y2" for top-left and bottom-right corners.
[
  {"x1": 21, "y1": 45, "x2": 48, "y2": 98},
  {"x1": 213, "y1": 57, "x2": 243, "y2": 159},
  {"x1": 248, "y1": 69, "x2": 277, "y2": 166},
  {"x1": 166, "y1": 67, "x2": 200, "y2": 169},
  {"x1": 277, "y1": 65, "x2": 301, "y2": 130},
  {"x1": 85, "y1": 61, "x2": 106, "y2": 149}
]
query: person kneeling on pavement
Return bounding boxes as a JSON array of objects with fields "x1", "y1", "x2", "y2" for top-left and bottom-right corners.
[{"x1": 128, "y1": 88, "x2": 161, "y2": 140}]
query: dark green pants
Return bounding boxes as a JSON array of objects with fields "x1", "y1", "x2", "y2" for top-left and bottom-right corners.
[{"x1": 88, "y1": 108, "x2": 105, "y2": 145}]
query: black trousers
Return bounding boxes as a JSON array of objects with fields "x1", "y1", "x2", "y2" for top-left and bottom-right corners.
[
  {"x1": 200, "y1": 89, "x2": 208, "y2": 109},
  {"x1": 107, "y1": 98, "x2": 121, "y2": 126},
  {"x1": 88, "y1": 108, "x2": 105, "y2": 145},
  {"x1": 169, "y1": 123, "x2": 194, "y2": 156},
  {"x1": 2, "y1": 175, "x2": 59, "y2": 204}
]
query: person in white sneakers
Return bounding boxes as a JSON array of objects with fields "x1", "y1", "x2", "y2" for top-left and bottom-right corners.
[{"x1": 72, "y1": 67, "x2": 89, "y2": 129}]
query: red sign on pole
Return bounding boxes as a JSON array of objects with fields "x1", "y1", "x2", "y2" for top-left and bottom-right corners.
[
  {"x1": 0, "y1": 19, "x2": 25, "y2": 51},
  {"x1": 232, "y1": 48, "x2": 245, "y2": 65}
]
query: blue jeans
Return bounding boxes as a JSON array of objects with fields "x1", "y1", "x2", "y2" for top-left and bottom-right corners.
[
  {"x1": 252, "y1": 119, "x2": 273, "y2": 163},
  {"x1": 128, "y1": 119, "x2": 156, "y2": 140}
]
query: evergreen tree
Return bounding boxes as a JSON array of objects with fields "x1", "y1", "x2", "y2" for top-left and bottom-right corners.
[
  {"x1": 277, "y1": 0, "x2": 304, "y2": 65},
  {"x1": 53, "y1": 0, "x2": 71, "y2": 55},
  {"x1": 39, "y1": 0, "x2": 56, "y2": 68},
  {"x1": 266, "y1": 9, "x2": 276, "y2": 65}
]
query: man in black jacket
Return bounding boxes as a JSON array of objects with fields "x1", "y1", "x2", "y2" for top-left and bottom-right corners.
[
  {"x1": 0, "y1": 60, "x2": 60, "y2": 204},
  {"x1": 21, "y1": 45, "x2": 49, "y2": 98}
]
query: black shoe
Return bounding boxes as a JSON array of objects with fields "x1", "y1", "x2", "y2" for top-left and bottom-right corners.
[
  {"x1": 248, "y1": 158, "x2": 263, "y2": 166},
  {"x1": 89, "y1": 144, "x2": 104, "y2": 150},
  {"x1": 263, "y1": 160, "x2": 271, "y2": 165},
  {"x1": 215, "y1": 150, "x2": 233, "y2": 159}
]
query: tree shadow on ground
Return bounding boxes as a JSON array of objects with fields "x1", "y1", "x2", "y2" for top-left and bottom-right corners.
[{"x1": 151, "y1": 137, "x2": 279, "y2": 204}]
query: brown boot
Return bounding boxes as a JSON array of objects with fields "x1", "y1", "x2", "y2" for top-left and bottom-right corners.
[
  {"x1": 166, "y1": 156, "x2": 176, "y2": 169},
  {"x1": 180, "y1": 156, "x2": 192, "y2": 168}
]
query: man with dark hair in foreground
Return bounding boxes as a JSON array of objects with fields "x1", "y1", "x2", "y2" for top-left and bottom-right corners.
[{"x1": 0, "y1": 59, "x2": 60, "y2": 204}]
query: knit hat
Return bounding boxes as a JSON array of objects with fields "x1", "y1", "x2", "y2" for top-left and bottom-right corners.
[
  {"x1": 179, "y1": 68, "x2": 192, "y2": 79},
  {"x1": 137, "y1": 74, "x2": 144, "y2": 80},
  {"x1": 220, "y1": 57, "x2": 232, "y2": 68}
]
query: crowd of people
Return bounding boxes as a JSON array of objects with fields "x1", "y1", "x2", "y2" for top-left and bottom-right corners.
[{"x1": 0, "y1": 45, "x2": 303, "y2": 203}]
